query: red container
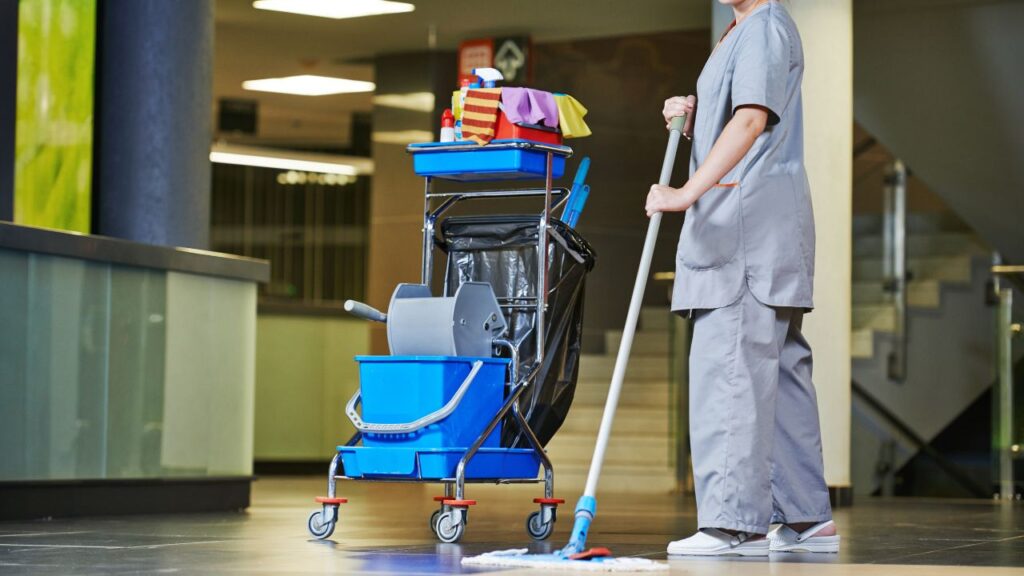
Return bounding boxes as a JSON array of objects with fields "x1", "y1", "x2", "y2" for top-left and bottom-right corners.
[{"x1": 494, "y1": 111, "x2": 562, "y2": 145}]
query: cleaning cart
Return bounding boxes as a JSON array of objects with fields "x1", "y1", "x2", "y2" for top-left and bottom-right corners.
[{"x1": 307, "y1": 139, "x2": 596, "y2": 544}]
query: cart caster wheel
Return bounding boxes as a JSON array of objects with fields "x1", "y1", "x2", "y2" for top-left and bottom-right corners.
[
  {"x1": 526, "y1": 510, "x2": 555, "y2": 541},
  {"x1": 435, "y1": 510, "x2": 465, "y2": 543},
  {"x1": 307, "y1": 509, "x2": 336, "y2": 540},
  {"x1": 429, "y1": 509, "x2": 442, "y2": 533}
]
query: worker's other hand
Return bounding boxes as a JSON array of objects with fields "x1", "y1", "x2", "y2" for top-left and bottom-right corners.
[
  {"x1": 646, "y1": 184, "x2": 693, "y2": 217},
  {"x1": 663, "y1": 95, "x2": 696, "y2": 138}
]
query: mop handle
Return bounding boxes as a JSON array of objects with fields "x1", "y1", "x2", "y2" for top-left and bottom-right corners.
[{"x1": 582, "y1": 115, "x2": 686, "y2": 498}]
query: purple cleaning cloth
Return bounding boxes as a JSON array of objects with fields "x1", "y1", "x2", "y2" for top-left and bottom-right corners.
[{"x1": 501, "y1": 88, "x2": 560, "y2": 128}]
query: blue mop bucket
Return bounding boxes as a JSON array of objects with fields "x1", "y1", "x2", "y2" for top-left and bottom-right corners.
[{"x1": 354, "y1": 356, "x2": 510, "y2": 449}]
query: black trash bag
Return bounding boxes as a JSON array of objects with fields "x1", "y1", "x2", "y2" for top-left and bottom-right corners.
[{"x1": 440, "y1": 215, "x2": 596, "y2": 447}]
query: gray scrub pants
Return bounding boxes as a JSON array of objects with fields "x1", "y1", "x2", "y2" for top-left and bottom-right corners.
[{"x1": 689, "y1": 287, "x2": 832, "y2": 534}]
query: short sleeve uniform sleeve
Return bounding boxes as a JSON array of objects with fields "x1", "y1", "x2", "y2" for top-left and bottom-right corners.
[{"x1": 730, "y1": 15, "x2": 790, "y2": 126}]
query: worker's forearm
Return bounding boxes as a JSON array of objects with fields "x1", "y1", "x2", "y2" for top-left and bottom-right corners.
[{"x1": 681, "y1": 110, "x2": 766, "y2": 204}]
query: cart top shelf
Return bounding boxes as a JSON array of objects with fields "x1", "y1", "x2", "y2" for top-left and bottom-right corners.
[{"x1": 407, "y1": 139, "x2": 574, "y2": 182}]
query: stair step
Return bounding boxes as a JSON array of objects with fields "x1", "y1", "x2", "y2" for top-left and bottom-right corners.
[
  {"x1": 852, "y1": 232, "x2": 985, "y2": 258},
  {"x1": 852, "y1": 280, "x2": 942, "y2": 307},
  {"x1": 555, "y1": 464, "x2": 677, "y2": 494},
  {"x1": 852, "y1": 212, "x2": 970, "y2": 236},
  {"x1": 559, "y1": 406, "x2": 671, "y2": 436},
  {"x1": 605, "y1": 330, "x2": 670, "y2": 357},
  {"x1": 577, "y1": 354, "x2": 668, "y2": 381},
  {"x1": 546, "y1": 434, "x2": 671, "y2": 466},
  {"x1": 572, "y1": 379, "x2": 670, "y2": 407},
  {"x1": 853, "y1": 304, "x2": 895, "y2": 332},
  {"x1": 852, "y1": 255, "x2": 973, "y2": 283},
  {"x1": 851, "y1": 328, "x2": 875, "y2": 359},
  {"x1": 640, "y1": 307, "x2": 672, "y2": 331}
]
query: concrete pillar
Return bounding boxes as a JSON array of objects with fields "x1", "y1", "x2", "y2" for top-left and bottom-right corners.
[
  {"x1": 710, "y1": 1, "x2": 854, "y2": 491},
  {"x1": 94, "y1": 0, "x2": 213, "y2": 249},
  {"x1": 0, "y1": 0, "x2": 16, "y2": 221},
  {"x1": 365, "y1": 51, "x2": 456, "y2": 354}
]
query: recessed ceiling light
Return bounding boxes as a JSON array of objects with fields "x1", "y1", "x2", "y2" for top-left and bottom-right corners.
[
  {"x1": 372, "y1": 92, "x2": 435, "y2": 112},
  {"x1": 210, "y1": 143, "x2": 374, "y2": 176},
  {"x1": 253, "y1": 0, "x2": 415, "y2": 20},
  {"x1": 242, "y1": 75, "x2": 375, "y2": 96},
  {"x1": 371, "y1": 130, "x2": 434, "y2": 145}
]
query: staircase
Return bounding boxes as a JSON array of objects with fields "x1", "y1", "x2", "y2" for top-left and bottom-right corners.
[
  {"x1": 546, "y1": 308, "x2": 677, "y2": 494},
  {"x1": 849, "y1": 210, "x2": 1000, "y2": 495},
  {"x1": 851, "y1": 213, "x2": 986, "y2": 359}
]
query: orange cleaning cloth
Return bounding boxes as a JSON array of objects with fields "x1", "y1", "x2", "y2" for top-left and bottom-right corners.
[{"x1": 460, "y1": 88, "x2": 502, "y2": 145}]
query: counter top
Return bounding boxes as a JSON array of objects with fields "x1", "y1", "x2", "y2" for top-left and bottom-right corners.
[{"x1": 0, "y1": 222, "x2": 269, "y2": 283}]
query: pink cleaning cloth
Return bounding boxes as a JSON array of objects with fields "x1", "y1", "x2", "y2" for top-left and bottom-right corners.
[{"x1": 501, "y1": 87, "x2": 560, "y2": 128}]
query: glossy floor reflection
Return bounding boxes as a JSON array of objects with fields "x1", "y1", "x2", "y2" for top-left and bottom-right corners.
[{"x1": 1, "y1": 476, "x2": 1022, "y2": 575}]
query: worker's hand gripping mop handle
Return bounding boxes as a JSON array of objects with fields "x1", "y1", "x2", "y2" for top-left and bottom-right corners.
[{"x1": 562, "y1": 115, "x2": 686, "y2": 556}]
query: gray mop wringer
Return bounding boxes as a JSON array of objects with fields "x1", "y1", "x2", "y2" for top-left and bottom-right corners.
[{"x1": 462, "y1": 114, "x2": 687, "y2": 572}]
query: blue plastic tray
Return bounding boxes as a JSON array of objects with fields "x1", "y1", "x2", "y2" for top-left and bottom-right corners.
[
  {"x1": 356, "y1": 356, "x2": 510, "y2": 450},
  {"x1": 407, "y1": 139, "x2": 569, "y2": 182},
  {"x1": 337, "y1": 446, "x2": 541, "y2": 480}
]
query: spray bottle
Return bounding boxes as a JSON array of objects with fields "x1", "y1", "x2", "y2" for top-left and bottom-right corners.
[
  {"x1": 440, "y1": 108, "x2": 455, "y2": 142},
  {"x1": 472, "y1": 67, "x2": 504, "y2": 88}
]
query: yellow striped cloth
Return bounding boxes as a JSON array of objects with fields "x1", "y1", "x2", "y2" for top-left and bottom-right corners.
[{"x1": 460, "y1": 88, "x2": 502, "y2": 145}]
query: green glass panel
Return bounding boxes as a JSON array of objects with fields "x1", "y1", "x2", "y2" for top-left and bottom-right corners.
[
  {"x1": 0, "y1": 249, "x2": 257, "y2": 481},
  {"x1": 14, "y1": 0, "x2": 97, "y2": 233}
]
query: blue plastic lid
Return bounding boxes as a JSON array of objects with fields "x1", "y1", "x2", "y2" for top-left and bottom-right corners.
[{"x1": 355, "y1": 355, "x2": 511, "y2": 365}]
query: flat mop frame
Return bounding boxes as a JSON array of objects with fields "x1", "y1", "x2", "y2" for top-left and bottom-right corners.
[{"x1": 563, "y1": 115, "x2": 687, "y2": 555}]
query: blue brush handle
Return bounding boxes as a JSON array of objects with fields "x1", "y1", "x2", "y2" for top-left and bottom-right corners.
[
  {"x1": 563, "y1": 157, "x2": 591, "y2": 228},
  {"x1": 563, "y1": 185, "x2": 589, "y2": 228}
]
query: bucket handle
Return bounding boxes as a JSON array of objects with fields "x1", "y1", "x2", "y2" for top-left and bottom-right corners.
[{"x1": 345, "y1": 360, "x2": 484, "y2": 434}]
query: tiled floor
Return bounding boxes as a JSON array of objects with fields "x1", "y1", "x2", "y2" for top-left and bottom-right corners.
[{"x1": 1, "y1": 476, "x2": 1022, "y2": 575}]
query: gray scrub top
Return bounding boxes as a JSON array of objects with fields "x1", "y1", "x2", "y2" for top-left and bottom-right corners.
[{"x1": 672, "y1": 1, "x2": 815, "y2": 312}]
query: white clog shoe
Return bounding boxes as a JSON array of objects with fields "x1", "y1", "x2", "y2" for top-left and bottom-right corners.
[
  {"x1": 768, "y1": 520, "x2": 841, "y2": 553},
  {"x1": 667, "y1": 528, "x2": 769, "y2": 557}
]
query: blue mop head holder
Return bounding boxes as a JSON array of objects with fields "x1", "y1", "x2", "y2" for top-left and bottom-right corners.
[{"x1": 561, "y1": 495, "x2": 597, "y2": 556}]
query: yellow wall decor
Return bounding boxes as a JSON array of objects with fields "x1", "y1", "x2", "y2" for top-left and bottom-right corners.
[{"x1": 15, "y1": 0, "x2": 97, "y2": 233}]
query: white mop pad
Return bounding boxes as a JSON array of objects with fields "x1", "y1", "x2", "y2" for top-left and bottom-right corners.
[{"x1": 461, "y1": 549, "x2": 668, "y2": 572}]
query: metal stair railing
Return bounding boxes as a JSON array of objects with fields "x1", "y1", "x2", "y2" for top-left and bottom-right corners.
[
  {"x1": 990, "y1": 262, "x2": 1024, "y2": 500},
  {"x1": 883, "y1": 160, "x2": 909, "y2": 382}
]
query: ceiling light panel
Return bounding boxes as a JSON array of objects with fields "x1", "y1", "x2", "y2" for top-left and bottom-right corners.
[
  {"x1": 210, "y1": 144, "x2": 374, "y2": 176},
  {"x1": 253, "y1": 0, "x2": 415, "y2": 20},
  {"x1": 242, "y1": 74, "x2": 375, "y2": 96},
  {"x1": 372, "y1": 92, "x2": 435, "y2": 112}
]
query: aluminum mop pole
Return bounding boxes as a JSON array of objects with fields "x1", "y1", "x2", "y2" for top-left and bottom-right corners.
[{"x1": 563, "y1": 114, "x2": 687, "y2": 555}]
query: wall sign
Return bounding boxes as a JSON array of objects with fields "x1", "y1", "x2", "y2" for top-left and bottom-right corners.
[{"x1": 458, "y1": 36, "x2": 532, "y2": 85}]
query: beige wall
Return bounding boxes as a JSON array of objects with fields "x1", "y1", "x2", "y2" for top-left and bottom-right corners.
[
  {"x1": 254, "y1": 315, "x2": 368, "y2": 460},
  {"x1": 714, "y1": 1, "x2": 853, "y2": 488},
  {"x1": 790, "y1": 0, "x2": 853, "y2": 488}
]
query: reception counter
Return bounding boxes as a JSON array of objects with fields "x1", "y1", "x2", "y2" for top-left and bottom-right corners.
[{"x1": 0, "y1": 223, "x2": 269, "y2": 519}]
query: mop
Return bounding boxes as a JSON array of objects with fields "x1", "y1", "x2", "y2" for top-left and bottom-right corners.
[{"x1": 462, "y1": 115, "x2": 687, "y2": 572}]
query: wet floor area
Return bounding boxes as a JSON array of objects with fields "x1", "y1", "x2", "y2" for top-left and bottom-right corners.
[{"x1": 1, "y1": 477, "x2": 1022, "y2": 575}]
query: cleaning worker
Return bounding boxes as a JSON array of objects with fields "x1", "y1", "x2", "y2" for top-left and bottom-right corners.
[{"x1": 645, "y1": 0, "x2": 839, "y2": 556}]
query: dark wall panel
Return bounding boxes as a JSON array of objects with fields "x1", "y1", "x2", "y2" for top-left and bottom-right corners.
[
  {"x1": 0, "y1": 0, "x2": 17, "y2": 221},
  {"x1": 533, "y1": 31, "x2": 709, "y2": 342}
]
